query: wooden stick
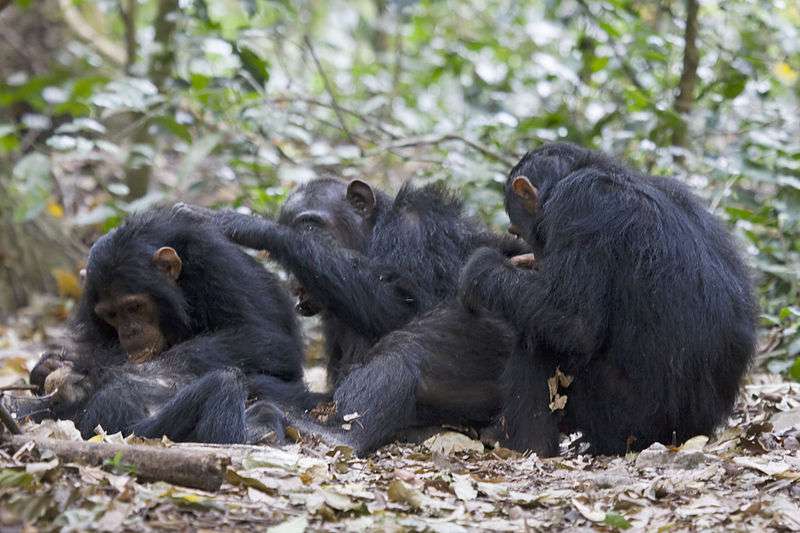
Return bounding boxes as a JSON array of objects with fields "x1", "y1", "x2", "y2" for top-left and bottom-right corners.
[
  {"x1": 0, "y1": 385, "x2": 37, "y2": 392},
  {"x1": 3, "y1": 435, "x2": 230, "y2": 492},
  {"x1": 0, "y1": 401, "x2": 21, "y2": 434}
]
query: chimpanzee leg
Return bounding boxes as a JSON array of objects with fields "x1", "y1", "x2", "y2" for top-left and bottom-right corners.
[
  {"x1": 497, "y1": 342, "x2": 560, "y2": 456},
  {"x1": 133, "y1": 369, "x2": 248, "y2": 444},
  {"x1": 79, "y1": 381, "x2": 150, "y2": 438},
  {"x1": 331, "y1": 335, "x2": 422, "y2": 454}
]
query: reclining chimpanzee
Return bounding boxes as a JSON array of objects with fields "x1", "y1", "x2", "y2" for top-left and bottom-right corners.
[
  {"x1": 22, "y1": 207, "x2": 305, "y2": 443},
  {"x1": 184, "y1": 179, "x2": 527, "y2": 453},
  {"x1": 459, "y1": 143, "x2": 757, "y2": 455}
]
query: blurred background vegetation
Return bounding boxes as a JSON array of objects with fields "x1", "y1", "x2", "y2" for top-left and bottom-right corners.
[{"x1": 0, "y1": 0, "x2": 798, "y2": 376}]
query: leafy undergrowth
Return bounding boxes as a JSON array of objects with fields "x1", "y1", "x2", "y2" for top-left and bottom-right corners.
[{"x1": 2, "y1": 319, "x2": 800, "y2": 531}]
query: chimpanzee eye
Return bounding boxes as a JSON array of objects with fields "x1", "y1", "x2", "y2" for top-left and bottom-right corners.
[{"x1": 295, "y1": 215, "x2": 325, "y2": 232}]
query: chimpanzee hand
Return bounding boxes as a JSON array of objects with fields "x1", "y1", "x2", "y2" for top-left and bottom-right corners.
[
  {"x1": 171, "y1": 202, "x2": 215, "y2": 223},
  {"x1": 458, "y1": 247, "x2": 508, "y2": 313},
  {"x1": 172, "y1": 203, "x2": 256, "y2": 242},
  {"x1": 29, "y1": 351, "x2": 71, "y2": 393},
  {"x1": 44, "y1": 367, "x2": 92, "y2": 410}
]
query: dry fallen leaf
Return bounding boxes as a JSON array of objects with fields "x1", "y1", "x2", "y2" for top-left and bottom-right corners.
[
  {"x1": 424, "y1": 431, "x2": 484, "y2": 455},
  {"x1": 387, "y1": 479, "x2": 423, "y2": 509},
  {"x1": 452, "y1": 474, "x2": 477, "y2": 501}
]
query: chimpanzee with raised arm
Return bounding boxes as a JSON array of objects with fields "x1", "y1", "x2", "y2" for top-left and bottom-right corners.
[
  {"x1": 186, "y1": 179, "x2": 526, "y2": 453},
  {"x1": 459, "y1": 143, "x2": 757, "y2": 455}
]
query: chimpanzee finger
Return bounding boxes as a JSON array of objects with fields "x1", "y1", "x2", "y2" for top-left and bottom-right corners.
[{"x1": 509, "y1": 253, "x2": 536, "y2": 269}]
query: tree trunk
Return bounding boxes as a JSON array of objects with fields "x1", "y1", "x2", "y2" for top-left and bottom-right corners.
[
  {"x1": 124, "y1": 0, "x2": 179, "y2": 200},
  {"x1": 672, "y1": 0, "x2": 700, "y2": 147}
]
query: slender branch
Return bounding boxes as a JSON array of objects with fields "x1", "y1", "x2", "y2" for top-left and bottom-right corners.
[
  {"x1": 262, "y1": 96, "x2": 401, "y2": 139},
  {"x1": 58, "y1": 0, "x2": 125, "y2": 66},
  {"x1": 118, "y1": 0, "x2": 138, "y2": 74},
  {"x1": 372, "y1": 134, "x2": 516, "y2": 166},
  {"x1": 303, "y1": 36, "x2": 361, "y2": 151},
  {"x1": 672, "y1": 0, "x2": 700, "y2": 147}
]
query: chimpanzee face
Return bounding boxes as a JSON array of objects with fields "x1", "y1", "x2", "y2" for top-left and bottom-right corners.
[
  {"x1": 505, "y1": 175, "x2": 540, "y2": 243},
  {"x1": 279, "y1": 179, "x2": 376, "y2": 252},
  {"x1": 94, "y1": 292, "x2": 164, "y2": 362},
  {"x1": 278, "y1": 179, "x2": 378, "y2": 317},
  {"x1": 92, "y1": 246, "x2": 182, "y2": 363}
]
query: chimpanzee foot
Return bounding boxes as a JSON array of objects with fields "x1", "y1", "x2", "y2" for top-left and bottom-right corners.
[{"x1": 245, "y1": 400, "x2": 287, "y2": 445}]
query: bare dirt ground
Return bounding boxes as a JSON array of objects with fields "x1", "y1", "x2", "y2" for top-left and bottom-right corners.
[{"x1": 1, "y1": 304, "x2": 799, "y2": 532}]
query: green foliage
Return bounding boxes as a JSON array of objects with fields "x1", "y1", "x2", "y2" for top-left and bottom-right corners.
[
  {"x1": 1, "y1": 0, "x2": 798, "y2": 373},
  {"x1": 102, "y1": 451, "x2": 137, "y2": 476}
]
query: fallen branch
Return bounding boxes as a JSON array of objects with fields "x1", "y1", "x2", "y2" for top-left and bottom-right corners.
[
  {"x1": 0, "y1": 400, "x2": 21, "y2": 434},
  {"x1": 0, "y1": 385, "x2": 37, "y2": 392},
  {"x1": 2, "y1": 435, "x2": 230, "y2": 492}
]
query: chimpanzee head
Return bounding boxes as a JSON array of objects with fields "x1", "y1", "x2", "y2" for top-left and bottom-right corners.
[
  {"x1": 504, "y1": 143, "x2": 591, "y2": 248},
  {"x1": 277, "y1": 178, "x2": 389, "y2": 316},
  {"x1": 75, "y1": 212, "x2": 193, "y2": 363},
  {"x1": 278, "y1": 178, "x2": 387, "y2": 251}
]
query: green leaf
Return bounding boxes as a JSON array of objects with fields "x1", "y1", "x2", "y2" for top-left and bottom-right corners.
[
  {"x1": 603, "y1": 512, "x2": 632, "y2": 530},
  {"x1": 0, "y1": 469, "x2": 35, "y2": 489},
  {"x1": 789, "y1": 356, "x2": 800, "y2": 381},
  {"x1": 237, "y1": 45, "x2": 270, "y2": 85}
]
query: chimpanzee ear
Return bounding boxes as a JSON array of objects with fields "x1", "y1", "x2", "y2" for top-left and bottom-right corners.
[
  {"x1": 152, "y1": 246, "x2": 182, "y2": 282},
  {"x1": 511, "y1": 175, "x2": 539, "y2": 214},
  {"x1": 346, "y1": 179, "x2": 376, "y2": 215}
]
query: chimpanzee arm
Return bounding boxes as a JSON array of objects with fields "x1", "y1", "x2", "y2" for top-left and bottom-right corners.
[
  {"x1": 460, "y1": 246, "x2": 608, "y2": 359},
  {"x1": 214, "y1": 212, "x2": 419, "y2": 340},
  {"x1": 157, "y1": 323, "x2": 304, "y2": 382}
]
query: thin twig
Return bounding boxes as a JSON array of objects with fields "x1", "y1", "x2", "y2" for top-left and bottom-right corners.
[
  {"x1": 263, "y1": 97, "x2": 401, "y2": 140},
  {"x1": 303, "y1": 36, "x2": 361, "y2": 152},
  {"x1": 373, "y1": 134, "x2": 516, "y2": 167}
]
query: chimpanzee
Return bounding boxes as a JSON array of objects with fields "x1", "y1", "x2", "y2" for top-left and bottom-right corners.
[
  {"x1": 25, "y1": 207, "x2": 304, "y2": 443},
  {"x1": 183, "y1": 179, "x2": 527, "y2": 453},
  {"x1": 459, "y1": 143, "x2": 757, "y2": 455}
]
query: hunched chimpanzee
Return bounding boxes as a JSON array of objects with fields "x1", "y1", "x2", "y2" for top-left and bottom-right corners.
[
  {"x1": 25, "y1": 207, "x2": 304, "y2": 443},
  {"x1": 459, "y1": 143, "x2": 757, "y2": 456},
  {"x1": 184, "y1": 179, "x2": 527, "y2": 453}
]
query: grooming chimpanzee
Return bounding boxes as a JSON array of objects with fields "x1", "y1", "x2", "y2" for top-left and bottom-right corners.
[
  {"x1": 25, "y1": 208, "x2": 304, "y2": 443},
  {"x1": 459, "y1": 143, "x2": 757, "y2": 455},
  {"x1": 185, "y1": 179, "x2": 526, "y2": 453}
]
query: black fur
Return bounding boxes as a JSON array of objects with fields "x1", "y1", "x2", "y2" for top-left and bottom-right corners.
[
  {"x1": 459, "y1": 143, "x2": 758, "y2": 455},
  {"x1": 213, "y1": 179, "x2": 525, "y2": 453},
  {"x1": 29, "y1": 207, "x2": 304, "y2": 442}
]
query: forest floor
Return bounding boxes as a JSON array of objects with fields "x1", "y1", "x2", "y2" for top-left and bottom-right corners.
[{"x1": 1, "y1": 300, "x2": 800, "y2": 532}]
